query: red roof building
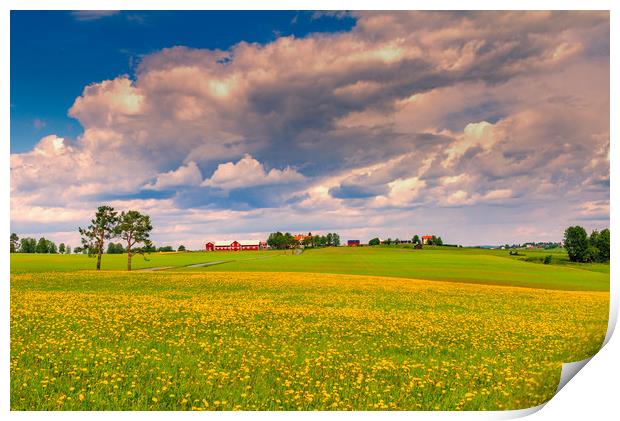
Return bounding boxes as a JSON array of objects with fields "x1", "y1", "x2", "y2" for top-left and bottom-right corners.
[
  {"x1": 205, "y1": 240, "x2": 262, "y2": 251},
  {"x1": 294, "y1": 233, "x2": 313, "y2": 242}
]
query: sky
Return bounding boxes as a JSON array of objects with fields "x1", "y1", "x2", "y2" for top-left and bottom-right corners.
[{"x1": 10, "y1": 10, "x2": 610, "y2": 249}]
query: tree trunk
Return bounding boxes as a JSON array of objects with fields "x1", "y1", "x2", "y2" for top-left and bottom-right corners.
[
  {"x1": 96, "y1": 235, "x2": 103, "y2": 270},
  {"x1": 127, "y1": 250, "x2": 132, "y2": 271}
]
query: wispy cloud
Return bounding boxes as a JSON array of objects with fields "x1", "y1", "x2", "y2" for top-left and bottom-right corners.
[
  {"x1": 71, "y1": 10, "x2": 119, "y2": 21},
  {"x1": 32, "y1": 118, "x2": 45, "y2": 130}
]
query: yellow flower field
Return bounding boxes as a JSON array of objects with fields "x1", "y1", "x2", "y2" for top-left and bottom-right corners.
[{"x1": 10, "y1": 271, "x2": 609, "y2": 410}]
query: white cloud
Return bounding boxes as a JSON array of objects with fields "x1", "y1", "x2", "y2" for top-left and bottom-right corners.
[
  {"x1": 144, "y1": 161, "x2": 203, "y2": 190},
  {"x1": 202, "y1": 154, "x2": 305, "y2": 190}
]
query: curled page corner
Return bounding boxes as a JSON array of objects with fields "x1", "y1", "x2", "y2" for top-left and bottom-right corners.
[
  {"x1": 555, "y1": 357, "x2": 592, "y2": 395},
  {"x1": 493, "y1": 357, "x2": 595, "y2": 420},
  {"x1": 603, "y1": 292, "x2": 618, "y2": 346},
  {"x1": 495, "y1": 402, "x2": 546, "y2": 419}
]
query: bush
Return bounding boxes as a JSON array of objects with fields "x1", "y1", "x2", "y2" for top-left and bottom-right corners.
[
  {"x1": 543, "y1": 255, "x2": 552, "y2": 265},
  {"x1": 368, "y1": 237, "x2": 380, "y2": 246}
]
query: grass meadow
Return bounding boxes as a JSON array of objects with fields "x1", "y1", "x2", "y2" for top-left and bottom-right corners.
[{"x1": 10, "y1": 246, "x2": 610, "y2": 410}]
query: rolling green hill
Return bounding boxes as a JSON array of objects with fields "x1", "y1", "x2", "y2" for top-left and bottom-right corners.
[{"x1": 11, "y1": 246, "x2": 609, "y2": 291}]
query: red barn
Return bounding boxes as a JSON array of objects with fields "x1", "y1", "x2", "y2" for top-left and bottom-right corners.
[
  {"x1": 347, "y1": 240, "x2": 360, "y2": 247},
  {"x1": 206, "y1": 240, "x2": 261, "y2": 251},
  {"x1": 239, "y1": 240, "x2": 260, "y2": 250}
]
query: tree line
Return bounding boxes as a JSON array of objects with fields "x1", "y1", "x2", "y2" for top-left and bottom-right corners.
[
  {"x1": 368, "y1": 234, "x2": 443, "y2": 246},
  {"x1": 267, "y1": 232, "x2": 341, "y2": 249},
  {"x1": 11, "y1": 233, "x2": 72, "y2": 254},
  {"x1": 563, "y1": 226, "x2": 610, "y2": 263},
  {"x1": 106, "y1": 243, "x2": 185, "y2": 254}
]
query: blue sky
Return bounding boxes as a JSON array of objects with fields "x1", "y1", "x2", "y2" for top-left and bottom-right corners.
[
  {"x1": 11, "y1": 11, "x2": 355, "y2": 153},
  {"x1": 10, "y1": 11, "x2": 609, "y2": 248}
]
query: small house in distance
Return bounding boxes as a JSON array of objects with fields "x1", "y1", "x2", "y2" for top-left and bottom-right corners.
[
  {"x1": 294, "y1": 233, "x2": 313, "y2": 242},
  {"x1": 347, "y1": 240, "x2": 360, "y2": 247},
  {"x1": 421, "y1": 235, "x2": 433, "y2": 245}
]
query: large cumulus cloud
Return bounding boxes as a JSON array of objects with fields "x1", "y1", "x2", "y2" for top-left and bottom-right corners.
[{"x1": 10, "y1": 11, "x2": 609, "y2": 247}]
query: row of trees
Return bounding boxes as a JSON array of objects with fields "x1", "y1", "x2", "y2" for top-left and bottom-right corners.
[
  {"x1": 266, "y1": 232, "x2": 296, "y2": 249},
  {"x1": 368, "y1": 235, "x2": 444, "y2": 246},
  {"x1": 106, "y1": 243, "x2": 182, "y2": 254},
  {"x1": 10, "y1": 233, "x2": 72, "y2": 254},
  {"x1": 301, "y1": 233, "x2": 340, "y2": 248},
  {"x1": 79, "y1": 206, "x2": 153, "y2": 271},
  {"x1": 266, "y1": 232, "x2": 341, "y2": 250},
  {"x1": 564, "y1": 226, "x2": 610, "y2": 263}
]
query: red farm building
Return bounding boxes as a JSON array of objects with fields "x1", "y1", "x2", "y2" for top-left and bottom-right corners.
[
  {"x1": 347, "y1": 240, "x2": 361, "y2": 247},
  {"x1": 205, "y1": 240, "x2": 262, "y2": 251}
]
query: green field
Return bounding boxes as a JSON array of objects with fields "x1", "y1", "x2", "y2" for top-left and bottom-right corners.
[
  {"x1": 180, "y1": 246, "x2": 609, "y2": 291},
  {"x1": 9, "y1": 250, "x2": 285, "y2": 273},
  {"x1": 12, "y1": 246, "x2": 608, "y2": 291},
  {"x1": 10, "y1": 246, "x2": 610, "y2": 410}
]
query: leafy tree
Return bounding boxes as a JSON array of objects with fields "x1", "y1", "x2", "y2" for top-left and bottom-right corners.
[
  {"x1": 106, "y1": 242, "x2": 125, "y2": 254},
  {"x1": 385, "y1": 238, "x2": 392, "y2": 245},
  {"x1": 326, "y1": 233, "x2": 333, "y2": 246},
  {"x1": 79, "y1": 205, "x2": 119, "y2": 270},
  {"x1": 66, "y1": 245, "x2": 72, "y2": 255},
  {"x1": 285, "y1": 233, "x2": 297, "y2": 249},
  {"x1": 332, "y1": 233, "x2": 341, "y2": 247},
  {"x1": 10, "y1": 233, "x2": 19, "y2": 253},
  {"x1": 36, "y1": 237, "x2": 49, "y2": 253},
  {"x1": 369, "y1": 237, "x2": 380, "y2": 246},
  {"x1": 18, "y1": 237, "x2": 33, "y2": 253},
  {"x1": 116, "y1": 210, "x2": 153, "y2": 271},
  {"x1": 589, "y1": 229, "x2": 610, "y2": 262},
  {"x1": 585, "y1": 245, "x2": 600, "y2": 263},
  {"x1": 412, "y1": 235, "x2": 420, "y2": 245},
  {"x1": 158, "y1": 245, "x2": 174, "y2": 252},
  {"x1": 178, "y1": 245, "x2": 186, "y2": 252},
  {"x1": 564, "y1": 226, "x2": 589, "y2": 262},
  {"x1": 267, "y1": 232, "x2": 285, "y2": 249},
  {"x1": 48, "y1": 241, "x2": 58, "y2": 254},
  {"x1": 436, "y1": 236, "x2": 443, "y2": 246},
  {"x1": 58, "y1": 243, "x2": 66, "y2": 254}
]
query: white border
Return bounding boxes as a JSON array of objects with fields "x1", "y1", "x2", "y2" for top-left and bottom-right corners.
[{"x1": 3, "y1": 1, "x2": 617, "y2": 419}]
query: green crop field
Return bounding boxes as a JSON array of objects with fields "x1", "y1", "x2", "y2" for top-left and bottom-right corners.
[
  {"x1": 10, "y1": 246, "x2": 609, "y2": 291},
  {"x1": 10, "y1": 246, "x2": 610, "y2": 410},
  {"x1": 181, "y1": 246, "x2": 609, "y2": 291},
  {"x1": 9, "y1": 250, "x2": 286, "y2": 273}
]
